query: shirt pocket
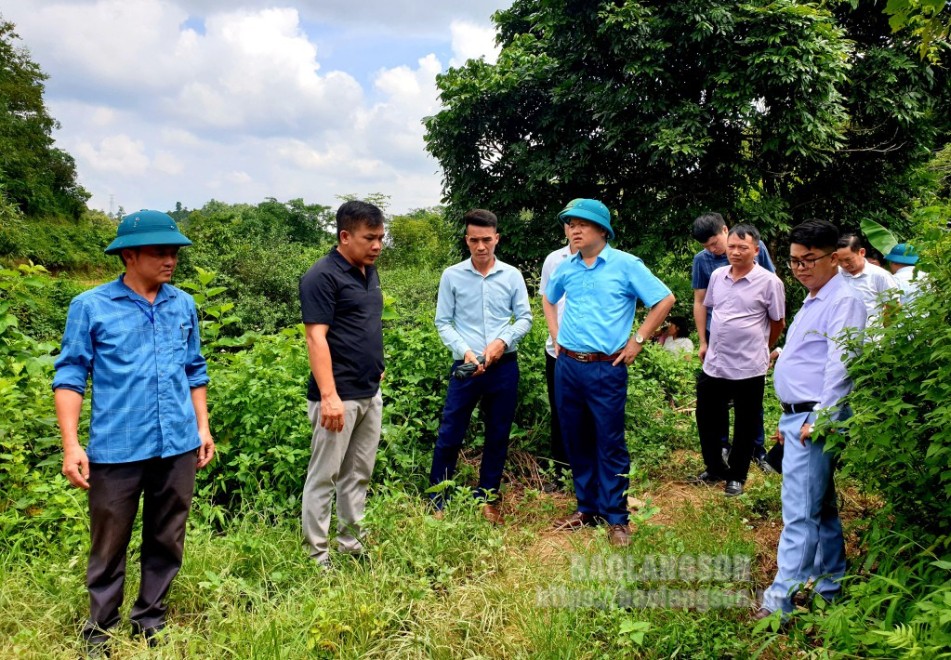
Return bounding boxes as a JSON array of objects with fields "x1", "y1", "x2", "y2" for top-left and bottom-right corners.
[{"x1": 165, "y1": 320, "x2": 192, "y2": 364}]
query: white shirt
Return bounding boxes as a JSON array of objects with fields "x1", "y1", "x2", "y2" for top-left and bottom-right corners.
[
  {"x1": 663, "y1": 337, "x2": 694, "y2": 355},
  {"x1": 839, "y1": 261, "x2": 899, "y2": 322},
  {"x1": 892, "y1": 266, "x2": 924, "y2": 305},
  {"x1": 539, "y1": 245, "x2": 573, "y2": 357}
]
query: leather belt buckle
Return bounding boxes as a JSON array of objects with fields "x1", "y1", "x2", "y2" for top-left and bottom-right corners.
[{"x1": 574, "y1": 352, "x2": 593, "y2": 362}]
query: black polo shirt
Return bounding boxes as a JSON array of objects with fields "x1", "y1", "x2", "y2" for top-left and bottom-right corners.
[{"x1": 299, "y1": 247, "x2": 385, "y2": 402}]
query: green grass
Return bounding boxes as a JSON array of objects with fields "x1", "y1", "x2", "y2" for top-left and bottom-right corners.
[{"x1": 0, "y1": 475, "x2": 796, "y2": 659}]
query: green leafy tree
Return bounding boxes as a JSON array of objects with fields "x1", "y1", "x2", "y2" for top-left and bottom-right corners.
[
  {"x1": 381, "y1": 206, "x2": 456, "y2": 270},
  {"x1": 424, "y1": 0, "x2": 947, "y2": 267},
  {"x1": 884, "y1": 0, "x2": 951, "y2": 58},
  {"x1": 0, "y1": 19, "x2": 89, "y2": 218}
]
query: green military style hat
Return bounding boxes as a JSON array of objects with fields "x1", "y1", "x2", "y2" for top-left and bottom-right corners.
[
  {"x1": 557, "y1": 198, "x2": 615, "y2": 240},
  {"x1": 105, "y1": 210, "x2": 193, "y2": 255}
]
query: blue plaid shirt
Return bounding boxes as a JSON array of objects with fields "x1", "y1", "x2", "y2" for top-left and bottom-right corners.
[{"x1": 53, "y1": 276, "x2": 209, "y2": 463}]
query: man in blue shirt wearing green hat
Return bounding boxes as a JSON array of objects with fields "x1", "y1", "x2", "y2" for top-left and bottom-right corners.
[
  {"x1": 545, "y1": 198, "x2": 675, "y2": 546},
  {"x1": 53, "y1": 210, "x2": 214, "y2": 653}
]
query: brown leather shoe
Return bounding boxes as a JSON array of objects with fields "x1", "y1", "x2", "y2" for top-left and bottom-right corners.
[
  {"x1": 552, "y1": 511, "x2": 598, "y2": 531},
  {"x1": 432, "y1": 509, "x2": 445, "y2": 521},
  {"x1": 752, "y1": 607, "x2": 773, "y2": 621},
  {"x1": 607, "y1": 523, "x2": 631, "y2": 547},
  {"x1": 481, "y1": 503, "x2": 504, "y2": 525}
]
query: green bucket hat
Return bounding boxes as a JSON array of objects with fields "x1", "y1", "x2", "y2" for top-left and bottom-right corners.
[
  {"x1": 884, "y1": 242, "x2": 919, "y2": 266},
  {"x1": 557, "y1": 198, "x2": 614, "y2": 240},
  {"x1": 105, "y1": 210, "x2": 193, "y2": 255}
]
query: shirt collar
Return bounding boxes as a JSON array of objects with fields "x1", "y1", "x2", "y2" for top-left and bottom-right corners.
[
  {"x1": 569, "y1": 242, "x2": 614, "y2": 265},
  {"x1": 109, "y1": 274, "x2": 175, "y2": 304},
  {"x1": 464, "y1": 257, "x2": 503, "y2": 276},
  {"x1": 723, "y1": 263, "x2": 761, "y2": 282},
  {"x1": 803, "y1": 271, "x2": 844, "y2": 303},
  {"x1": 330, "y1": 246, "x2": 373, "y2": 276}
]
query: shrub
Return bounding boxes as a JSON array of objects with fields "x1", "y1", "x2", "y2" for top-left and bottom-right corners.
[
  {"x1": 0, "y1": 264, "x2": 87, "y2": 552},
  {"x1": 834, "y1": 215, "x2": 951, "y2": 541}
]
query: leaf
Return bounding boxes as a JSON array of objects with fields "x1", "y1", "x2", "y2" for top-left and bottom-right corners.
[{"x1": 860, "y1": 218, "x2": 898, "y2": 255}]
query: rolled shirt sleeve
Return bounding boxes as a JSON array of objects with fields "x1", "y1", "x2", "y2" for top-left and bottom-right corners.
[
  {"x1": 184, "y1": 298, "x2": 209, "y2": 389},
  {"x1": 52, "y1": 297, "x2": 94, "y2": 395}
]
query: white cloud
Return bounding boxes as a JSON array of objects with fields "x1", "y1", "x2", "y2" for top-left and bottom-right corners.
[
  {"x1": 450, "y1": 20, "x2": 501, "y2": 67},
  {"x1": 153, "y1": 151, "x2": 184, "y2": 175},
  {"x1": 2, "y1": 0, "x2": 513, "y2": 214},
  {"x1": 76, "y1": 135, "x2": 150, "y2": 175}
]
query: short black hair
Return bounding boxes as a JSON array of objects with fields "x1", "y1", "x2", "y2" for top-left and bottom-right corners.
[
  {"x1": 668, "y1": 315, "x2": 690, "y2": 338},
  {"x1": 728, "y1": 224, "x2": 761, "y2": 243},
  {"x1": 463, "y1": 209, "x2": 498, "y2": 230},
  {"x1": 789, "y1": 219, "x2": 839, "y2": 251},
  {"x1": 692, "y1": 212, "x2": 726, "y2": 243},
  {"x1": 836, "y1": 233, "x2": 863, "y2": 251},
  {"x1": 336, "y1": 200, "x2": 384, "y2": 239}
]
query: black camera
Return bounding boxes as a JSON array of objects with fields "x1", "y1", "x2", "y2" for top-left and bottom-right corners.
[{"x1": 452, "y1": 355, "x2": 486, "y2": 379}]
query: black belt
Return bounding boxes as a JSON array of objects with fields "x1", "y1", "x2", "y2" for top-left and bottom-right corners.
[{"x1": 781, "y1": 401, "x2": 819, "y2": 414}]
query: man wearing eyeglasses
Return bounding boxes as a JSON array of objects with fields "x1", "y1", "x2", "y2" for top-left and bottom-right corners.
[
  {"x1": 755, "y1": 219, "x2": 866, "y2": 621},
  {"x1": 429, "y1": 209, "x2": 532, "y2": 524}
]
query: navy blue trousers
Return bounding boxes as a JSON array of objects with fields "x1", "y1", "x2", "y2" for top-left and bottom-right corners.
[
  {"x1": 555, "y1": 356, "x2": 630, "y2": 525},
  {"x1": 429, "y1": 357, "x2": 519, "y2": 506}
]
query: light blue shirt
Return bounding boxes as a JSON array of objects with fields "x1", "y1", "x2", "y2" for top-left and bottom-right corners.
[
  {"x1": 546, "y1": 244, "x2": 672, "y2": 355},
  {"x1": 435, "y1": 258, "x2": 532, "y2": 360},
  {"x1": 774, "y1": 273, "x2": 866, "y2": 422},
  {"x1": 53, "y1": 276, "x2": 209, "y2": 463}
]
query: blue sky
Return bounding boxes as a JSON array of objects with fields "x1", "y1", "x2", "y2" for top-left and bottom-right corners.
[{"x1": 3, "y1": 0, "x2": 511, "y2": 215}]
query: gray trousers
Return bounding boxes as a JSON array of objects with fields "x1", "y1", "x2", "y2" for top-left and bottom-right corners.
[{"x1": 302, "y1": 392, "x2": 382, "y2": 563}]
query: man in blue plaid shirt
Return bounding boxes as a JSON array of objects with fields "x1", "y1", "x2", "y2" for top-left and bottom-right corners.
[{"x1": 53, "y1": 210, "x2": 214, "y2": 653}]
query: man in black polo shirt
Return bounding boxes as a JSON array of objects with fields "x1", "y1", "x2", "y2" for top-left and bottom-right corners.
[{"x1": 298, "y1": 200, "x2": 386, "y2": 567}]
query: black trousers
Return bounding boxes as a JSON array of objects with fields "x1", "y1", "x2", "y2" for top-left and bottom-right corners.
[
  {"x1": 545, "y1": 352, "x2": 570, "y2": 471},
  {"x1": 696, "y1": 372, "x2": 765, "y2": 483},
  {"x1": 85, "y1": 450, "x2": 197, "y2": 632}
]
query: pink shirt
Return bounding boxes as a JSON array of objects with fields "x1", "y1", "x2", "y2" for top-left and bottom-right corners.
[{"x1": 703, "y1": 264, "x2": 785, "y2": 380}]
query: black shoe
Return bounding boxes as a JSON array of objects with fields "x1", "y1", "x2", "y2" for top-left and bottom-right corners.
[
  {"x1": 81, "y1": 628, "x2": 111, "y2": 658},
  {"x1": 694, "y1": 471, "x2": 727, "y2": 485},
  {"x1": 755, "y1": 454, "x2": 777, "y2": 474},
  {"x1": 131, "y1": 621, "x2": 165, "y2": 647},
  {"x1": 724, "y1": 480, "x2": 744, "y2": 497}
]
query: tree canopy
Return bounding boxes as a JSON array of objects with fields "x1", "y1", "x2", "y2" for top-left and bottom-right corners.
[
  {"x1": 424, "y1": 0, "x2": 949, "y2": 267},
  {"x1": 0, "y1": 19, "x2": 88, "y2": 219}
]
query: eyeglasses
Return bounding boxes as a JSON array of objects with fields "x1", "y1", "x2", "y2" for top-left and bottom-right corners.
[{"x1": 787, "y1": 252, "x2": 834, "y2": 270}]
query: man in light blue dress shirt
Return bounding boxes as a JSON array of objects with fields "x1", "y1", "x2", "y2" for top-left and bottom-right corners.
[
  {"x1": 429, "y1": 209, "x2": 532, "y2": 524},
  {"x1": 756, "y1": 219, "x2": 866, "y2": 620}
]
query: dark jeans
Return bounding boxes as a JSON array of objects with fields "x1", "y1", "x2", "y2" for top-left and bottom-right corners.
[
  {"x1": 85, "y1": 450, "x2": 197, "y2": 633},
  {"x1": 696, "y1": 371, "x2": 765, "y2": 483},
  {"x1": 429, "y1": 355, "x2": 519, "y2": 506},
  {"x1": 544, "y1": 352, "x2": 570, "y2": 471},
  {"x1": 555, "y1": 356, "x2": 630, "y2": 525}
]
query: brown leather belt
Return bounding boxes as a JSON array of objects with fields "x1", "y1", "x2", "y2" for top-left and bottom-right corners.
[{"x1": 559, "y1": 345, "x2": 622, "y2": 363}]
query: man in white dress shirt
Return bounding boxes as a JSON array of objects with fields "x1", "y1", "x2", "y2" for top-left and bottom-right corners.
[{"x1": 835, "y1": 234, "x2": 899, "y2": 323}]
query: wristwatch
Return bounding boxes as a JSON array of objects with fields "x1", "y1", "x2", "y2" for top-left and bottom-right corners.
[{"x1": 634, "y1": 333, "x2": 645, "y2": 345}]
